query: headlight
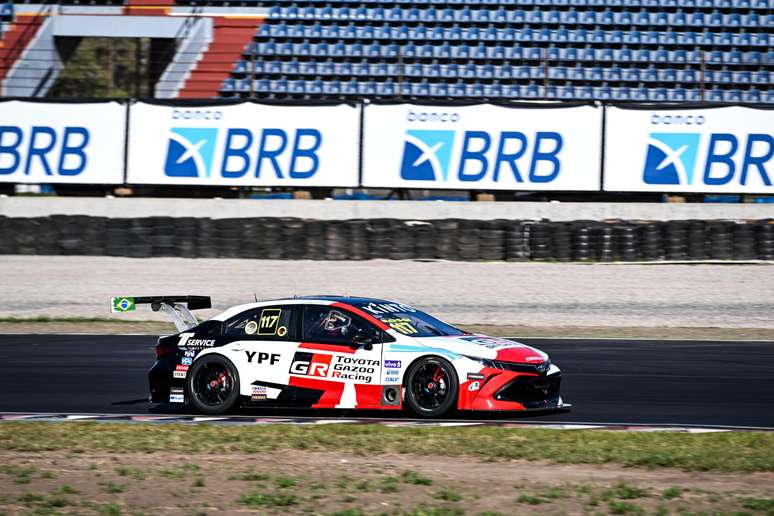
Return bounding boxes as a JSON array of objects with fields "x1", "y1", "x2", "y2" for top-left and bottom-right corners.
[{"x1": 463, "y1": 356, "x2": 552, "y2": 375}]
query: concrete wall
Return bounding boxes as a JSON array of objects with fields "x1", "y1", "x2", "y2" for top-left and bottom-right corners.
[{"x1": 2, "y1": 197, "x2": 773, "y2": 221}]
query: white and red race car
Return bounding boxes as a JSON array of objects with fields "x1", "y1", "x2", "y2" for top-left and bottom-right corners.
[{"x1": 113, "y1": 295, "x2": 568, "y2": 417}]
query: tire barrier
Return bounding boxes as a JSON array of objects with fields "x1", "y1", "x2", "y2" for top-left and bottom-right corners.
[{"x1": 1, "y1": 215, "x2": 773, "y2": 262}]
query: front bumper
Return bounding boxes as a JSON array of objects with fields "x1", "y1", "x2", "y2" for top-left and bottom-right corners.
[{"x1": 458, "y1": 367, "x2": 566, "y2": 411}]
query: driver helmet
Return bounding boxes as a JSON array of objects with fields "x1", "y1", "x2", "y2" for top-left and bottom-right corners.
[{"x1": 320, "y1": 310, "x2": 351, "y2": 336}]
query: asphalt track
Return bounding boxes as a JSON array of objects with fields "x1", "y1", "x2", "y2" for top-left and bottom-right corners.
[{"x1": 1, "y1": 334, "x2": 773, "y2": 428}]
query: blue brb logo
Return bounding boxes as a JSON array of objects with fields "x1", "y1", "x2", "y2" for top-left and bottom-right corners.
[
  {"x1": 164, "y1": 128, "x2": 217, "y2": 178},
  {"x1": 399, "y1": 129, "x2": 563, "y2": 183},
  {"x1": 0, "y1": 126, "x2": 90, "y2": 176},
  {"x1": 164, "y1": 127, "x2": 323, "y2": 179},
  {"x1": 643, "y1": 132, "x2": 772, "y2": 186}
]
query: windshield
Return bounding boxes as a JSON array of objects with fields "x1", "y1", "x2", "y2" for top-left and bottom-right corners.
[{"x1": 354, "y1": 301, "x2": 466, "y2": 337}]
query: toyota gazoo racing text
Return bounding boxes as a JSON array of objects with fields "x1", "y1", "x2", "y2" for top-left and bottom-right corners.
[{"x1": 111, "y1": 295, "x2": 569, "y2": 417}]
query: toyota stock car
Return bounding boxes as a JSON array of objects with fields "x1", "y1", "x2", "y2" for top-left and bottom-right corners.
[{"x1": 111, "y1": 295, "x2": 568, "y2": 417}]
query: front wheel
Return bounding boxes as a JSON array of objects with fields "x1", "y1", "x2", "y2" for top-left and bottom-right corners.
[
  {"x1": 403, "y1": 356, "x2": 458, "y2": 418},
  {"x1": 187, "y1": 354, "x2": 241, "y2": 415}
]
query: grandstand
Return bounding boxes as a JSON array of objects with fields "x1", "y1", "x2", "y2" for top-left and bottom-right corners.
[
  {"x1": 220, "y1": 0, "x2": 773, "y2": 102},
  {"x1": 0, "y1": 0, "x2": 770, "y2": 102}
]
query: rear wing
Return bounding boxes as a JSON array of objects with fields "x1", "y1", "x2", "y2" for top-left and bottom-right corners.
[{"x1": 110, "y1": 295, "x2": 212, "y2": 332}]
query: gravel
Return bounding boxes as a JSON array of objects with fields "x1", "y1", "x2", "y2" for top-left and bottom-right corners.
[{"x1": 1, "y1": 256, "x2": 772, "y2": 329}]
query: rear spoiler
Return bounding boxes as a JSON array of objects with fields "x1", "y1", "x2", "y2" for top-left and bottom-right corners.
[{"x1": 111, "y1": 295, "x2": 212, "y2": 332}]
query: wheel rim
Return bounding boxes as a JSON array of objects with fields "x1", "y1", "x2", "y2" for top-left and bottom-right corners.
[
  {"x1": 192, "y1": 363, "x2": 234, "y2": 407},
  {"x1": 410, "y1": 362, "x2": 449, "y2": 412}
]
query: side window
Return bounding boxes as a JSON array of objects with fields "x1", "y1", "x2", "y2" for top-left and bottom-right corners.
[
  {"x1": 303, "y1": 305, "x2": 380, "y2": 345},
  {"x1": 224, "y1": 305, "x2": 296, "y2": 340}
]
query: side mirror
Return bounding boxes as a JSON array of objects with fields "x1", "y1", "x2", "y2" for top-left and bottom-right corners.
[{"x1": 352, "y1": 327, "x2": 380, "y2": 350}]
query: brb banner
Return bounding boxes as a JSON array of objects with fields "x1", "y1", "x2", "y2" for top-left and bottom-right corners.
[
  {"x1": 0, "y1": 101, "x2": 125, "y2": 184},
  {"x1": 604, "y1": 106, "x2": 774, "y2": 194},
  {"x1": 127, "y1": 102, "x2": 359, "y2": 187},
  {"x1": 361, "y1": 103, "x2": 602, "y2": 190}
]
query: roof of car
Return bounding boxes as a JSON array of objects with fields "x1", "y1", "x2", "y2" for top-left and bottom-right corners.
[{"x1": 296, "y1": 295, "x2": 395, "y2": 305}]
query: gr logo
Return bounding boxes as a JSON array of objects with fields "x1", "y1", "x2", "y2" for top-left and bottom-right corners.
[
  {"x1": 643, "y1": 133, "x2": 700, "y2": 185},
  {"x1": 643, "y1": 132, "x2": 772, "y2": 186},
  {"x1": 164, "y1": 128, "x2": 218, "y2": 178}
]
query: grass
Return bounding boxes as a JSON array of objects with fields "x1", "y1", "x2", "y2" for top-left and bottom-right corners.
[
  {"x1": 662, "y1": 487, "x2": 683, "y2": 500},
  {"x1": 0, "y1": 422, "x2": 773, "y2": 473},
  {"x1": 238, "y1": 492, "x2": 297, "y2": 508},
  {"x1": 602, "y1": 482, "x2": 650, "y2": 501},
  {"x1": 741, "y1": 498, "x2": 774, "y2": 512},
  {"x1": 401, "y1": 470, "x2": 433, "y2": 485},
  {"x1": 608, "y1": 501, "x2": 644, "y2": 514},
  {"x1": 434, "y1": 488, "x2": 462, "y2": 502},
  {"x1": 273, "y1": 475, "x2": 296, "y2": 489},
  {"x1": 516, "y1": 493, "x2": 546, "y2": 505}
]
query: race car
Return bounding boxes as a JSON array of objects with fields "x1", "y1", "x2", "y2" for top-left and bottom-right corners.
[{"x1": 111, "y1": 295, "x2": 569, "y2": 417}]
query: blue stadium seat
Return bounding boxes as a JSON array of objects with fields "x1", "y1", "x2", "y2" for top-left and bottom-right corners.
[
  {"x1": 707, "y1": 89, "x2": 724, "y2": 102},
  {"x1": 744, "y1": 89, "x2": 761, "y2": 103},
  {"x1": 558, "y1": 84, "x2": 576, "y2": 99},
  {"x1": 343, "y1": 79, "x2": 359, "y2": 96},
  {"x1": 523, "y1": 83, "x2": 540, "y2": 98},
  {"x1": 724, "y1": 89, "x2": 742, "y2": 102},
  {"x1": 449, "y1": 82, "x2": 467, "y2": 97},
  {"x1": 577, "y1": 85, "x2": 594, "y2": 99},
  {"x1": 321, "y1": 80, "x2": 340, "y2": 96},
  {"x1": 504, "y1": 83, "x2": 521, "y2": 98},
  {"x1": 753, "y1": 70, "x2": 770, "y2": 85},
  {"x1": 376, "y1": 82, "x2": 396, "y2": 97},
  {"x1": 625, "y1": 67, "x2": 641, "y2": 82}
]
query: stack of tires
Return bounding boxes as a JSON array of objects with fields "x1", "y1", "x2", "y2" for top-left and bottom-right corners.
[
  {"x1": 757, "y1": 220, "x2": 774, "y2": 260},
  {"x1": 478, "y1": 220, "x2": 506, "y2": 261},
  {"x1": 707, "y1": 221, "x2": 734, "y2": 260},
  {"x1": 411, "y1": 221, "x2": 437, "y2": 260},
  {"x1": 615, "y1": 223, "x2": 639, "y2": 261},
  {"x1": 433, "y1": 219, "x2": 459, "y2": 260},
  {"x1": 456, "y1": 220, "x2": 479, "y2": 261},
  {"x1": 528, "y1": 222, "x2": 552, "y2": 260},
  {"x1": 686, "y1": 220, "x2": 707, "y2": 260},
  {"x1": 366, "y1": 219, "x2": 394, "y2": 259},
  {"x1": 505, "y1": 221, "x2": 529, "y2": 261}
]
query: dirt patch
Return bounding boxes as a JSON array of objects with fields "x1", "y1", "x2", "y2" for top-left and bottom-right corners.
[
  {"x1": 1, "y1": 450, "x2": 772, "y2": 515},
  {"x1": 2, "y1": 320, "x2": 774, "y2": 341}
]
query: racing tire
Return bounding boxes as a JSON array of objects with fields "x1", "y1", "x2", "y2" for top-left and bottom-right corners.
[
  {"x1": 403, "y1": 356, "x2": 458, "y2": 418},
  {"x1": 187, "y1": 354, "x2": 241, "y2": 415}
]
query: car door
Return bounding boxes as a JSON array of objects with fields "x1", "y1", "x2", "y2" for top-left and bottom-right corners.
[
  {"x1": 221, "y1": 304, "x2": 300, "y2": 403},
  {"x1": 289, "y1": 304, "x2": 386, "y2": 409}
]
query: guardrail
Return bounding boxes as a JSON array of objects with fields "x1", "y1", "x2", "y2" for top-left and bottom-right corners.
[{"x1": 1, "y1": 215, "x2": 772, "y2": 262}]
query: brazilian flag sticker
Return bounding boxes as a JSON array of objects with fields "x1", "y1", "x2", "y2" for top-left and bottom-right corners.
[{"x1": 111, "y1": 297, "x2": 136, "y2": 313}]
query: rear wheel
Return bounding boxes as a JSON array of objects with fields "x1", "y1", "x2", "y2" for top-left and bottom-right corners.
[
  {"x1": 187, "y1": 355, "x2": 241, "y2": 415},
  {"x1": 404, "y1": 356, "x2": 458, "y2": 418}
]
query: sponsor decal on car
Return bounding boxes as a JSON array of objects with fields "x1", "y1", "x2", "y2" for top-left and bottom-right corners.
[
  {"x1": 184, "y1": 350, "x2": 197, "y2": 358},
  {"x1": 245, "y1": 351, "x2": 281, "y2": 365},
  {"x1": 289, "y1": 352, "x2": 380, "y2": 383},
  {"x1": 461, "y1": 336, "x2": 516, "y2": 349},
  {"x1": 468, "y1": 381, "x2": 481, "y2": 391},
  {"x1": 385, "y1": 369, "x2": 400, "y2": 376},
  {"x1": 181, "y1": 357, "x2": 193, "y2": 365},
  {"x1": 251, "y1": 385, "x2": 267, "y2": 401},
  {"x1": 175, "y1": 364, "x2": 189, "y2": 371},
  {"x1": 177, "y1": 333, "x2": 215, "y2": 349},
  {"x1": 467, "y1": 373, "x2": 485, "y2": 381},
  {"x1": 169, "y1": 387, "x2": 185, "y2": 403},
  {"x1": 384, "y1": 360, "x2": 401, "y2": 368},
  {"x1": 525, "y1": 356, "x2": 544, "y2": 362},
  {"x1": 384, "y1": 376, "x2": 400, "y2": 383},
  {"x1": 360, "y1": 302, "x2": 416, "y2": 316},
  {"x1": 173, "y1": 370, "x2": 187, "y2": 379}
]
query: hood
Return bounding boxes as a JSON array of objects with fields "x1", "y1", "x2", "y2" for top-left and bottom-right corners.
[{"x1": 413, "y1": 334, "x2": 549, "y2": 363}]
